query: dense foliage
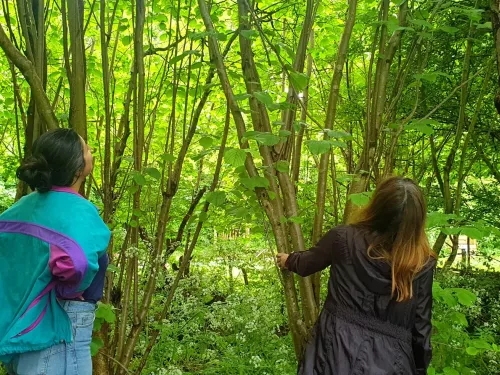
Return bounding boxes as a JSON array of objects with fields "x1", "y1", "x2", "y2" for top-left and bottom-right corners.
[{"x1": 1, "y1": 0, "x2": 500, "y2": 374}]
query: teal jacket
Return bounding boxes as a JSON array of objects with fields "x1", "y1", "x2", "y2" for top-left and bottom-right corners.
[{"x1": 0, "y1": 188, "x2": 110, "y2": 363}]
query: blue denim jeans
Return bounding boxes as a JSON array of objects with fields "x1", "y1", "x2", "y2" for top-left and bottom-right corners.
[{"x1": 8, "y1": 301, "x2": 96, "y2": 375}]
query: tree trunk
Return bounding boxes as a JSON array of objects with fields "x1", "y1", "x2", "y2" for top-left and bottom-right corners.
[
  {"x1": 491, "y1": 0, "x2": 500, "y2": 114},
  {"x1": 66, "y1": 0, "x2": 87, "y2": 138},
  {"x1": 311, "y1": 0, "x2": 357, "y2": 305}
]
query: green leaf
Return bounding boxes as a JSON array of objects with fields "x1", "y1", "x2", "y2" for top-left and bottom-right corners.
[
  {"x1": 404, "y1": 119, "x2": 437, "y2": 135},
  {"x1": 207, "y1": 191, "x2": 226, "y2": 207},
  {"x1": 289, "y1": 71, "x2": 309, "y2": 91},
  {"x1": 199, "y1": 212, "x2": 208, "y2": 222},
  {"x1": 169, "y1": 50, "x2": 200, "y2": 65},
  {"x1": 327, "y1": 130, "x2": 353, "y2": 140},
  {"x1": 130, "y1": 220, "x2": 138, "y2": 228},
  {"x1": 244, "y1": 131, "x2": 280, "y2": 146},
  {"x1": 224, "y1": 148, "x2": 248, "y2": 167},
  {"x1": 466, "y1": 347, "x2": 479, "y2": 356},
  {"x1": 133, "y1": 173, "x2": 147, "y2": 186},
  {"x1": 426, "y1": 212, "x2": 458, "y2": 228},
  {"x1": 348, "y1": 192, "x2": 373, "y2": 207},
  {"x1": 288, "y1": 216, "x2": 304, "y2": 224},
  {"x1": 331, "y1": 140, "x2": 348, "y2": 148},
  {"x1": 440, "y1": 289, "x2": 458, "y2": 307},
  {"x1": 160, "y1": 153, "x2": 176, "y2": 162},
  {"x1": 276, "y1": 42, "x2": 295, "y2": 61},
  {"x1": 279, "y1": 130, "x2": 292, "y2": 138},
  {"x1": 145, "y1": 167, "x2": 161, "y2": 180},
  {"x1": 440, "y1": 25, "x2": 459, "y2": 34},
  {"x1": 427, "y1": 368, "x2": 436, "y2": 375},
  {"x1": 275, "y1": 161, "x2": 289, "y2": 173},
  {"x1": 306, "y1": 140, "x2": 331, "y2": 155},
  {"x1": 415, "y1": 72, "x2": 451, "y2": 83},
  {"x1": 476, "y1": 21, "x2": 492, "y2": 29},
  {"x1": 192, "y1": 149, "x2": 215, "y2": 162},
  {"x1": 240, "y1": 176, "x2": 270, "y2": 190},
  {"x1": 234, "y1": 93, "x2": 252, "y2": 101},
  {"x1": 199, "y1": 136, "x2": 213, "y2": 148},
  {"x1": 471, "y1": 339, "x2": 492, "y2": 350},
  {"x1": 253, "y1": 91, "x2": 278, "y2": 110},
  {"x1": 241, "y1": 29, "x2": 259, "y2": 39},
  {"x1": 443, "y1": 368, "x2": 459, "y2": 375},
  {"x1": 107, "y1": 264, "x2": 119, "y2": 273},
  {"x1": 460, "y1": 226, "x2": 484, "y2": 240},
  {"x1": 91, "y1": 337, "x2": 104, "y2": 356},
  {"x1": 410, "y1": 19, "x2": 433, "y2": 29},
  {"x1": 121, "y1": 35, "x2": 132, "y2": 46},
  {"x1": 442, "y1": 227, "x2": 461, "y2": 235},
  {"x1": 215, "y1": 32, "x2": 227, "y2": 41},
  {"x1": 95, "y1": 303, "x2": 116, "y2": 323},
  {"x1": 450, "y1": 311, "x2": 468, "y2": 327},
  {"x1": 450, "y1": 288, "x2": 477, "y2": 306}
]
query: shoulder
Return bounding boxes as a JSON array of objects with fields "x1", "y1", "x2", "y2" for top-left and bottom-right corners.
[
  {"x1": 415, "y1": 256, "x2": 437, "y2": 285},
  {"x1": 322, "y1": 225, "x2": 352, "y2": 260},
  {"x1": 44, "y1": 192, "x2": 110, "y2": 238}
]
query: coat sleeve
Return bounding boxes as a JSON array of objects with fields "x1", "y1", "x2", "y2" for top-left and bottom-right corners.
[
  {"x1": 285, "y1": 228, "x2": 342, "y2": 277},
  {"x1": 49, "y1": 244, "x2": 85, "y2": 299},
  {"x1": 412, "y1": 261, "x2": 436, "y2": 374}
]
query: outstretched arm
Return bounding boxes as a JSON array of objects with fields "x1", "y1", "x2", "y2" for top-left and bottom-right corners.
[{"x1": 276, "y1": 228, "x2": 340, "y2": 277}]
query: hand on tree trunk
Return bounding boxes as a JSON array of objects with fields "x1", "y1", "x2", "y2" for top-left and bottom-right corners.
[{"x1": 276, "y1": 253, "x2": 289, "y2": 270}]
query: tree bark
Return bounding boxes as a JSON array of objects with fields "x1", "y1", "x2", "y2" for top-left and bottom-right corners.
[
  {"x1": 66, "y1": 0, "x2": 87, "y2": 138},
  {"x1": 311, "y1": 0, "x2": 358, "y2": 305},
  {"x1": 0, "y1": 23, "x2": 57, "y2": 130}
]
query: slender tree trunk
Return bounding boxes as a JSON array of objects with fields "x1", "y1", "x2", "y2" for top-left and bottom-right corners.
[
  {"x1": 491, "y1": 0, "x2": 500, "y2": 114},
  {"x1": 311, "y1": 0, "x2": 357, "y2": 305},
  {"x1": 198, "y1": 0, "x2": 307, "y2": 357},
  {"x1": 66, "y1": 0, "x2": 87, "y2": 138}
]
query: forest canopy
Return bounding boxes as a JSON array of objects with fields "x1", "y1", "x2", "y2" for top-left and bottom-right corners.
[{"x1": 1, "y1": 0, "x2": 500, "y2": 374}]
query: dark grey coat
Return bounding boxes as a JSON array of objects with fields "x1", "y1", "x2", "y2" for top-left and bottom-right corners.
[{"x1": 286, "y1": 225, "x2": 435, "y2": 375}]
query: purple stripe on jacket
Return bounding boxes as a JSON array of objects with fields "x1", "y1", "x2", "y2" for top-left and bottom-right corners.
[{"x1": 0, "y1": 220, "x2": 88, "y2": 297}]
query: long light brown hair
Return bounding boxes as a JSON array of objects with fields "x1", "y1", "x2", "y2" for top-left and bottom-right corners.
[{"x1": 351, "y1": 176, "x2": 435, "y2": 302}]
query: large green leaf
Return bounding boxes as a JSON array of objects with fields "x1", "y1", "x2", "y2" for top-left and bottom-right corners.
[
  {"x1": 199, "y1": 136, "x2": 213, "y2": 148},
  {"x1": 449, "y1": 311, "x2": 468, "y2": 327},
  {"x1": 145, "y1": 167, "x2": 161, "y2": 180},
  {"x1": 306, "y1": 140, "x2": 331, "y2": 155},
  {"x1": 241, "y1": 29, "x2": 259, "y2": 39},
  {"x1": 95, "y1": 303, "x2": 116, "y2": 323},
  {"x1": 348, "y1": 192, "x2": 373, "y2": 207},
  {"x1": 289, "y1": 71, "x2": 309, "y2": 91},
  {"x1": 90, "y1": 337, "x2": 104, "y2": 356},
  {"x1": 169, "y1": 50, "x2": 200, "y2": 65},
  {"x1": 327, "y1": 130, "x2": 353, "y2": 140},
  {"x1": 224, "y1": 149, "x2": 248, "y2": 167},
  {"x1": 240, "y1": 176, "x2": 270, "y2": 190},
  {"x1": 244, "y1": 131, "x2": 281, "y2": 146},
  {"x1": 443, "y1": 368, "x2": 459, "y2": 375},
  {"x1": 275, "y1": 161, "x2": 289, "y2": 173},
  {"x1": 133, "y1": 173, "x2": 147, "y2": 186},
  {"x1": 404, "y1": 119, "x2": 437, "y2": 135},
  {"x1": 460, "y1": 226, "x2": 485, "y2": 240},
  {"x1": 207, "y1": 191, "x2": 226, "y2": 207},
  {"x1": 450, "y1": 288, "x2": 477, "y2": 307},
  {"x1": 253, "y1": 91, "x2": 275, "y2": 109},
  {"x1": 466, "y1": 347, "x2": 479, "y2": 356}
]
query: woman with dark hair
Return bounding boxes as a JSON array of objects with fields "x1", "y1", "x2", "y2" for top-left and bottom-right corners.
[
  {"x1": 0, "y1": 129, "x2": 111, "y2": 375},
  {"x1": 276, "y1": 176, "x2": 436, "y2": 375}
]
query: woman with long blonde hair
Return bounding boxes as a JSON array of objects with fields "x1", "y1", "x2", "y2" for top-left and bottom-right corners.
[{"x1": 276, "y1": 176, "x2": 436, "y2": 375}]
